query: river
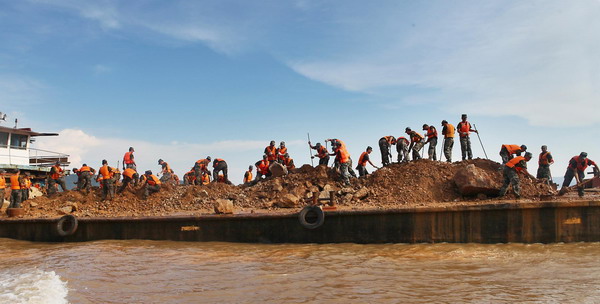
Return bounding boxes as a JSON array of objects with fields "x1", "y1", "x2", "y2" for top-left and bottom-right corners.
[{"x1": 1, "y1": 239, "x2": 599, "y2": 303}]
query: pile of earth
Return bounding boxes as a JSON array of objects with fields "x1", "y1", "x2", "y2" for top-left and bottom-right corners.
[{"x1": 14, "y1": 158, "x2": 558, "y2": 218}]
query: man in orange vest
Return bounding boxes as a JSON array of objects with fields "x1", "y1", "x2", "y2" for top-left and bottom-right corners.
[
  {"x1": 277, "y1": 141, "x2": 288, "y2": 163},
  {"x1": 456, "y1": 114, "x2": 478, "y2": 161},
  {"x1": 48, "y1": 161, "x2": 67, "y2": 196},
  {"x1": 193, "y1": 157, "x2": 211, "y2": 184},
  {"x1": 255, "y1": 155, "x2": 270, "y2": 181},
  {"x1": 423, "y1": 124, "x2": 438, "y2": 161},
  {"x1": 0, "y1": 169, "x2": 6, "y2": 204},
  {"x1": 243, "y1": 165, "x2": 253, "y2": 185},
  {"x1": 75, "y1": 163, "x2": 96, "y2": 193},
  {"x1": 21, "y1": 172, "x2": 31, "y2": 201},
  {"x1": 330, "y1": 140, "x2": 351, "y2": 185},
  {"x1": 441, "y1": 120, "x2": 455, "y2": 162},
  {"x1": 282, "y1": 153, "x2": 295, "y2": 171},
  {"x1": 264, "y1": 140, "x2": 278, "y2": 164},
  {"x1": 118, "y1": 167, "x2": 139, "y2": 194},
  {"x1": 406, "y1": 128, "x2": 425, "y2": 161},
  {"x1": 9, "y1": 169, "x2": 23, "y2": 208},
  {"x1": 309, "y1": 142, "x2": 330, "y2": 167},
  {"x1": 141, "y1": 170, "x2": 161, "y2": 199},
  {"x1": 498, "y1": 152, "x2": 534, "y2": 198},
  {"x1": 378, "y1": 136, "x2": 396, "y2": 166},
  {"x1": 96, "y1": 159, "x2": 115, "y2": 201},
  {"x1": 396, "y1": 136, "x2": 410, "y2": 163},
  {"x1": 356, "y1": 146, "x2": 379, "y2": 177},
  {"x1": 559, "y1": 152, "x2": 599, "y2": 197},
  {"x1": 536, "y1": 145, "x2": 554, "y2": 184},
  {"x1": 122, "y1": 147, "x2": 136, "y2": 170},
  {"x1": 499, "y1": 144, "x2": 527, "y2": 164},
  {"x1": 212, "y1": 158, "x2": 232, "y2": 184},
  {"x1": 326, "y1": 138, "x2": 357, "y2": 178}
]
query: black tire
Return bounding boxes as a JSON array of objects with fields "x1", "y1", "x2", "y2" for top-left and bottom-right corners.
[
  {"x1": 298, "y1": 206, "x2": 325, "y2": 229},
  {"x1": 56, "y1": 215, "x2": 78, "y2": 237}
]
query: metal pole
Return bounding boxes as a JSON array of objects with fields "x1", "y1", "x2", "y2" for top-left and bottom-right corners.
[
  {"x1": 473, "y1": 124, "x2": 488, "y2": 159},
  {"x1": 307, "y1": 133, "x2": 314, "y2": 167}
]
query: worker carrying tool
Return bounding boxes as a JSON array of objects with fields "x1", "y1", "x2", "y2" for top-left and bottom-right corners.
[
  {"x1": 243, "y1": 165, "x2": 254, "y2": 184},
  {"x1": 499, "y1": 144, "x2": 527, "y2": 164},
  {"x1": 141, "y1": 170, "x2": 161, "y2": 199},
  {"x1": 559, "y1": 152, "x2": 599, "y2": 197},
  {"x1": 405, "y1": 128, "x2": 425, "y2": 161},
  {"x1": 264, "y1": 140, "x2": 278, "y2": 164},
  {"x1": 96, "y1": 159, "x2": 116, "y2": 201},
  {"x1": 396, "y1": 136, "x2": 410, "y2": 163},
  {"x1": 123, "y1": 147, "x2": 136, "y2": 170},
  {"x1": 498, "y1": 152, "x2": 534, "y2": 198},
  {"x1": 48, "y1": 161, "x2": 67, "y2": 196},
  {"x1": 75, "y1": 164, "x2": 96, "y2": 194},
  {"x1": 255, "y1": 155, "x2": 271, "y2": 181},
  {"x1": 457, "y1": 114, "x2": 478, "y2": 160},
  {"x1": 422, "y1": 124, "x2": 438, "y2": 161},
  {"x1": 118, "y1": 168, "x2": 139, "y2": 194},
  {"x1": 441, "y1": 120, "x2": 455, "y2": 162},
  {"x1": 378, "y1": 136, "x2": 396, "y2": 166},
  {"x1": 212, "y1": 158, "x2": 232, "y2": 184},
  {"x1": 357, "y1": 146, "x2": 379, "y2": 177},
  {"x1": 536, "y1": 145, "x2": 554, "y2": 184},
  {"x1": 309, "y1": 142, "x2": 330, "y2": 167}
]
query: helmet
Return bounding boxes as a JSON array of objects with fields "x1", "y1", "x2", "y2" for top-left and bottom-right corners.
[
  {"x1": 270, "y1": 140, "x2": 275, "y2": 145},
  {"x1": 102, "y1": 159, "x2": 108, "y2": 165},
  {"x1": 441, "y1": 120, "x2": 448, "y2": 124},
  {"x1": 461, "y1": 114, "x2": 467, "y2": 118},
  {"x1": 82, "y1": 163, "x2": 87, "y2": 167},
  {"x1": 520, "y1": 145, "x2": 527, "y2": 151},
  {"x1": 280, "y1": 141, "x2": 285, "y2": 146},
  {"x1": 422, "y1": 124, "x2": 429, "y2": 129},
  {"x1": 405, "y1": 127, "x2": 411, "y2": 132}
]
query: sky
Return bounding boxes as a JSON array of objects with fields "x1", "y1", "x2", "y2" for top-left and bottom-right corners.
[{"x1": 1, "y1": 0, "x2": 600, "y2": 184}]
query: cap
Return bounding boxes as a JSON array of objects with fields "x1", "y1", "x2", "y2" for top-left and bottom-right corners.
[
  {"x1": 461, "y1": 114, "x2": 467, "y2": 118},
  {"x1": 280, "y1": 141, "x2": 285, "y2": 145},
  {"x1": 315, "y1": 142, "x2": 322, "y2": 147},
  {"x1": 580, "y1": 152, "x2": 588, "y2": 158},
  {"x1": 270, "y1": 140, "x2": 275, "y2": 145},
  {"x1": 524, "y1": 152, "x2": 533, "y2": 158},
  {"x1": 249, "y1": 165, "x2": 253, "y2": 169},
  {"x1": 82, "y1": 163, "x2": 87, "y2": 166},
  {"x1": 367, "y1": 146, "x2": 373, "y2": 150},
  {"x1": 129, "y1": 147, "x2": 134, "y2": 151},
  {"x1": 422, "y1": 124, "x2": 429, "y2": 129},
  {"x1": 284, "y1": 153, "x2": 289, "y2": 157},
  {"x1": 207, "y1": 156, "x2": 211, "y2": 161},
  {"x1": 263, "y1": 154, "x2": 268, "y2": 159},
  {"x1": 102, "y1": 159, "x2": 108, "y2": 165},
  {"x1": 405, "y1": 127, "x2": 411, "y2": 132},
  {"x1": 520, "y1": 145, "x2": 527, "y2": 150},
  {"x1": 541, "y1": 145, "x2": 547, "y2": 150},
  {"x1": 158, "y1": 159, "x2": 163, "y2": 164},
  {"x1": 442, "y1": 120, "x2": 448, "y2": 124},
  {"x1": 145, "y1": 170, "x2": 152, "y2": 175}
]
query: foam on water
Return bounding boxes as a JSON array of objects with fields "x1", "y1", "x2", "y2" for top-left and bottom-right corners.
[{"x1": 0, "y1": 268, "x2": 68, "y2": 304}]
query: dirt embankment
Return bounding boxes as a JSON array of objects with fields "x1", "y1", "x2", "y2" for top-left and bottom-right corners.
[{"x1": 14, "y1": 158, "x2": 560, "y2": 218}]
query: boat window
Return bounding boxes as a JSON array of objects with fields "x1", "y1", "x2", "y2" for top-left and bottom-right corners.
[
  {"x1": 0, "y1": 132, "x2": 7, "y2": 148},
  {"x1": 10, "y1": 133, "x2": 28, "y2": 149}
]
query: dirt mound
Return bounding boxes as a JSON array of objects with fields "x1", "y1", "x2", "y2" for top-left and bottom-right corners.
[{"x1": 17, "y1": 159, "x2": 558, "y2": 218}]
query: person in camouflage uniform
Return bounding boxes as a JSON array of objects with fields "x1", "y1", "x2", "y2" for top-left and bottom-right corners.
[
  {"x1": 396, "y1": 136, "x2": 410, "y2": 163},
  {"x1": 499, "y1": 152, "x2": 534, "y2": 198},
  {"x1": 536, "y1": 145, "x2": 554, "y2": 184},
  {"x1": 441, "y1": 120, "x2": 455, "y2": 162}
]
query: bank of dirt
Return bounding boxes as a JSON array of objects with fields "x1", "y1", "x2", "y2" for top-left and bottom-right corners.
[{"x1": 9, "y1": 159, "x2": 567, "y2": 218}]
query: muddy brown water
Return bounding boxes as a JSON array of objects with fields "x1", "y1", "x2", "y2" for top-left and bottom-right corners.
[{"x1": 1, "y1": 239, "x2": 600, "y2": 303}]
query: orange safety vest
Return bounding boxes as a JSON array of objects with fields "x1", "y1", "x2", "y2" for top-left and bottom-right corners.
[
  {"x1": 569, "y1": 156, "x2": 596, "y2": 171},
  {"x1": 145, "y1": 174, "x2": 161, "y2": 186},
  {"x1": 539, "y1": 152, "x2": 551, "y2": 166},
  {"x1": 50, "y1": 165, "x2": 63, "y2": 180},
  {"x1": 98, "y1": 165, "x2": 113, "y2": 180},
  {"x1": 278, "y1": 147, "x2": 287, "y2": 157},
  {"x1": 502, "y1": 144, "x2": 521, "y2": 154},
  {"x1": 123, "y1": 152, "x2": 134, "y2": 164},
  {"x1": 10, "y1": 175, "x2": 20, "y2": 190},
  {"x1": 214, "y1": 158, "x2": 225, "y2": 165},
  {"x1": 426, "y1": 127, "x2": 438, "y2": 139},
  {"x1": 201, "y1": 174, "x2": 210, "y2": 185},
  {"x1": 0, "y1": 176, "x2": 5, "y2": 189},
  {"x1": 244, "y1": 170, "x2": 253, "y2": 183},
  {"x1": 410, "y1": 132, "x2": 424, "y2": 143},
  {"x1": 317, "y1": 146, "x2": 328, "y2": 158},
  {"x1": 444, "y1": 124, "x2": 455, "y2": 138},
  {"x1": 257, "y1": 160, "x2": 270, "y2": 175},
  {"x1": 383, "y1": 136, "x2": 395, "y2": 144},
  {"x1": 337, "y1": 147, "x2": 350, "y2": 164},
  {"x1": 23, "y1": 178, "x2": 31, "y2": 189},
  {"x1": 358, "y1": 152, "x2": 369, "y2": 166},
  {"x1": 265, "y1": 146, "x2": 277, "y2": 161},
  {"x1": 284, "y1": 157, "x2": 294, "y2": 169},
  {"x1": 161, "y1": 162, "x2": 171, "y2": 173},
  {"x1": 79, "y1": 166, "x2": 91, "y2": 172},
  {"x1": 397, "y1": 137, "x2": 409, "y2": 145},
  {"x1": 123, "y1": 168, "x2": 136, "y2": 179},
  {"x1": 458, "y1": 121, "x2": 471, "y2": 137},
  {"x1": 506, "y1": 156, "x2": 527, "y2": 171}
]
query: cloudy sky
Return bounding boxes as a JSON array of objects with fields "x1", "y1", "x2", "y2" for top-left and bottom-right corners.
[{"x1": 2, "y1": 0, "x2": 599, "y2": 183}]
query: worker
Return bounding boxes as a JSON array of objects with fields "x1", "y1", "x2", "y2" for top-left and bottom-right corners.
[
  {"x1": 309, "y1": 142, "x2": 330, "y2": 167},
  {"x1": 378, "y1": 136, "x2": 396, "y2": 166},
  {"x1": 9, "y1": 169, "x2": 23, "y2": 208},
  {"x1": 212, "y1": 158, "x2": 232, "y2": 184},
  {"x1": 183, "y1": 169, "x2": 196, "y2": 185},
  {"x1": 255, "y1": 155, "x2": 271, "y2": 181},
  {"x1": 243, "y1": 165, "x2": 254, "y2": 184},
  {"x1": 140, "y1": 170, "x2": 161, "y2": 199},
  {"x1": 118, "y1": 168, "x2": 139, "y2": 194},
  {"x1": 21, "y1": 172, "x2": 31, "y2": 201},
  {"x1": 193, "y1": 157, "x2": 212, "y2": 184},
  {"x1": 277, "y1": 141, "x2": 288, "y2": 163},
  {"x1": 423, "y1": 124, "x2": 438, "y2": 160},
  {"x1": 499, "y1": 144, "x2": 527, "y2": 164},
  {"x1": 441, "y1": 120, "x2": 455, "y2": 162},
  {"x1": 122, "y1": 147, "x2": 136, "y2": 170},
  {"x1": 76, "y1": 164, "x2": 96, "y2": 193},
  {"x1": 282, "y1": 153, "x2": 295, "y2": 171},
  {"x1": 264, "y1": 140, "x2": 278, "y2": 164},
  {"x1": 559, "y1": 152, "x2": 599, "y2": 197},
  {"x1": 498, "y1": 152, "x2": 534, "y2": 198},
  {"x1": 456, "y1": 114, "x2": 478, "y2": 160},
  {"x1": 326, "y1": 138, "x2": 357, "y2": 178},
  {"x1": 48, "y1": 161, "x2": 67, "y2": 196},
  {"x1": 330, "y1": 140, "x2": 351, "y2": 185},
  {"x1": 357, "y1": 146, "x2": 379, "y2": 177},
  {"x1": 96, "y1": 159, "x2": 115, "y2": 201},
  {"x1": 157, "y1": 159, "x2": 173, "y2": 184},
  {"x1": 396, "y1": 136, "x2": 410, "y2": 163},
  {"x1": 0, "y1": 169, "x2": 6, "y2": 204},
  {"x1": 537, "y1": 145, "x2": 554, "y2": 184},
  {"x1": 200, "y1": 171, "x2": 211, "y2": 185},
  {"x1": 406, "y1": 128, "x2": 425, "y2": 161}
]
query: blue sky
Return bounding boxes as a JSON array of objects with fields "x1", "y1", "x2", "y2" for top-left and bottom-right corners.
[{"x1": 1, "y1": 0, "x2": 599, "y2": 184}]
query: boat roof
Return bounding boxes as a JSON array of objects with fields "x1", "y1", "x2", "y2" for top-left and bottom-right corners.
[{"x1": 0, "y1": 125, "x2": 58, "y2": 137}]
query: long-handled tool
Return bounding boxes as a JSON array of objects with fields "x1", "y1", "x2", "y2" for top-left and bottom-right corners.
[
  {"x1": 307, "y1": 133, "x2": 314, "y2": 167},
  {"x1": 472, "y1": 124, "x2": 488, "y2": 159}
]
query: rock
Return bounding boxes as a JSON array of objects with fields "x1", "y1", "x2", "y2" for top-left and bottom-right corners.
[
  {"x1": 29, "y1": 202, "x2": 38, "y2": 208},
  {"x1": 199, "y1": 190, "x2": 209, "y2": 198},
  {"x1": 269, "y1": 162, "x2": 288, "y2": 178},
  {"x1": 0, "y1": 199, "x2": 9, "y2": 212},
  {"x1": 314, "y1": 165, "x2": 329, "y2": 180},
  {"x1": 272, "y1": 179, "x2": 284, "y2": 192},
  {"x1": 58, "y1": 206, "x2": 74, "y2": 215},
  {"x1": 273, "y1": 194, "x2": 300, "y2": 208},
  {"x1": 340, "y1": 187, "x2": 354, "y2": 194},
  {"x1": 29, "y1": 187, "x2": 44, "y2": 199},
  {"x1": 66, "y1": 201, "x2": 79, "y2": 211},
  {"x1": 453, "y1": 164, "x2": 502, "y2": 196},
  {"x1": 354, "y1": 187, "x2": 369, "y2": 200},
  {"x1": 214, "y1": 199, "x2": 234, "y2": 214}
]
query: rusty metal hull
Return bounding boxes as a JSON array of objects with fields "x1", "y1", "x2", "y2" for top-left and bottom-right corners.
[{"x1": 1, "y1": 200, "x2": 600, "y2": 243}]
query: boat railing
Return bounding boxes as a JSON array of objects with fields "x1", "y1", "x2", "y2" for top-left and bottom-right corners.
[{"x1": 28, "y1": 148, "x2": 70, "y2": 167}]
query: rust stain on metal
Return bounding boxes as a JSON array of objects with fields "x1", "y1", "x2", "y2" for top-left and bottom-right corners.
[
  {"x1": 563, "y1": 217, "x2": 581, "y2": 225},
  {"x1": 180, "y1": 225, "x2": 200, "y2": 231}
]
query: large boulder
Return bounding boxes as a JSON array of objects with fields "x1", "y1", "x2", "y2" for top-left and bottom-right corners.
[
  {"x1": 273, "y1": 193, "x2": 300, "y2": 208},
  {"x1": 269, "y1": 162, "x2": 288, "y2": 178},
  {"x1": 214, "y1": 199, "x2": 234, "y2": 214},
  {"x1": 453, "y1": 164, "x2": 502, "y2": 196}
]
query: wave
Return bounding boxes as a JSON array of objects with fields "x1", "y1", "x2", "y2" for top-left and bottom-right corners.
[{"x1": 0, "y1": 268, "x2": 68, "y2": 304}]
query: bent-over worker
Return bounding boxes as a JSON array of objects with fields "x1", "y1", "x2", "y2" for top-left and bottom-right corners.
[
  {"x1": 498, "y1": 152, "x2": 534, "y2": 198},
  {"x1": 559, "y1": 152, "x2": 599, "y2": 197}
]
